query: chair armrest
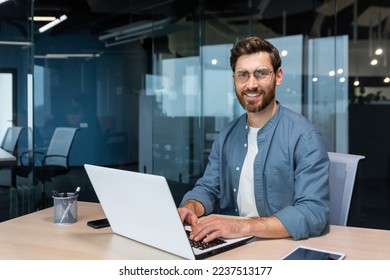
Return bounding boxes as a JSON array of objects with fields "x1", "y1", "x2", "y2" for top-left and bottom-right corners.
[
  {"x1": 19, "y1": 150, "x2": 33, "y2": 166},
  {"x1": 42, "y1": 154, "x2": 68, "y2": 166},
  {"x1": 19, "y1": 150, "x2": 46, "y2": 166}
]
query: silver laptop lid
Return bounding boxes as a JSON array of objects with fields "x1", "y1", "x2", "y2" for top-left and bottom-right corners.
[{"x1": 84, "y1": 164, "x2": 195, "y2": 259}]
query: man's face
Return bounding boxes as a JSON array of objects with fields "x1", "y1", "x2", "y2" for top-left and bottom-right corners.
[{"x1": 233, "y1": 52, "x2": 283, "y2": 113}]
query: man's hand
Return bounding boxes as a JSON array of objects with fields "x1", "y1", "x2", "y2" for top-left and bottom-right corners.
[
  {"x1": 178, "y1": 207, "x2": 199, "y2": 226},
  {"x1": 189, "y1": 215, "x2": 250, "y2": 243},
  {"x1": 178, "y1": 199, "x2": 205, "y2": 226},
  {"x1": 179, "y1": 200, "x2": 290, "y2": 242},
  {"x1": 189, "y1": 215, "x2": 290, "y2": 242}
]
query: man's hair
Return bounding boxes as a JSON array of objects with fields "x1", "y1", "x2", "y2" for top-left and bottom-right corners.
[{"x1": 230, "y1": 36, "x2": 281, "y2": 72}]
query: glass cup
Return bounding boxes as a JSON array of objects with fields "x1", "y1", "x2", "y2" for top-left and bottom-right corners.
[{"x1": 53, "y1": 192, "x2": 78, "y2": 224}]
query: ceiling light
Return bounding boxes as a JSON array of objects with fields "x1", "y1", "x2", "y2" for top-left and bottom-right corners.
[
  {"x1": 384, "y1": 77, "x2": 390, "y2": 84},
  {"x1": 34, "y1": 53, "x2": 101, "y2": 59},
  {"x1": 100, "y1": 18, "x2": 170, "y2": 41},
  {"x1": 329, "y1": 70, "x2": 335, "y2": 77},
  {"x1": 375, "y1": 48, "x2": 383, "y2": 55},
  {"x1": 0, "y1": 0, "x2": 10, "y2": 4},
  {"x1": 0, "y1": 41, "x2": 32, "y2": 46},
  {"x1": 38, "y1": 15, "x2": 67, "y2": 33},
  {"x1": 370, "y1": 59, "x2": 378, "y2": 66},
  {"x1": 353, "y1": 80, "x2": 360, "y2": 86},
  {"x1": 99, "y1": 18, "x2": 174, "y2": 47},
  {"x1": 30, "y1": 16, "x2": 57, "y2": 22}
]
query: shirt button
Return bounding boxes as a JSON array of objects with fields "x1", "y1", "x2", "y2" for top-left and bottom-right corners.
[
  {"x1": 244, "y1": 143, "x2": 247, "y2": 147},
  {"x1": 235, "y1": 208, "x2": 238, "y2": 212},
  {"x1": 233, "y1": 188, "x2": 237, "y2": 192},
  {"x1": 236, "y1": 167, "x2": 240, "y2": 171}
]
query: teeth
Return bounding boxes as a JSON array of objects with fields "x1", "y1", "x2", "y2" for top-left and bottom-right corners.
[{"x1": 246, "y1": 93, "x2": 259, "y2": 97}]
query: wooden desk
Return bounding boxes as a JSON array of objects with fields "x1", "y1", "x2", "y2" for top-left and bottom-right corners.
[{"x1": 0, "y1": 202, "x2": 389, "y2": 260}]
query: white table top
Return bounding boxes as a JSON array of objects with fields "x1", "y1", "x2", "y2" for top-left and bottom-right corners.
[{"x1": 0, "y1": 148, "x2": 16, "y2": 164}]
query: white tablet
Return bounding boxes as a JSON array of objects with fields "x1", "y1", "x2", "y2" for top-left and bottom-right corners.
[{"x1": 282, "y1": 245, "x2": 346, "y2": 260}]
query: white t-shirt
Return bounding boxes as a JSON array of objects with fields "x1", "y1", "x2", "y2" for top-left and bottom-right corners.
[{"x1": 237, "y1": 126, "x2": 260, "y2": 217}]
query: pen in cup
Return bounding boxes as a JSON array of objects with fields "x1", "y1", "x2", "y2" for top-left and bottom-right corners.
[
  {"x1": 53, "y1": 190, "x2": 73, "y2": 218},
  {"x1": 52, "y1": 190, "x2": 60, "y2": 197},
  {"x1": 53, "y1": 190, "x2": 70, "y2": 214},
  {"x1": 59, "y1": 187, "x2": 80, "y2": 223}
]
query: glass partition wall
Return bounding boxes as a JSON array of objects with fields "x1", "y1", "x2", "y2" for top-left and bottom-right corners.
[
  {"x1": 0, "y1": 0, "x2": 389, "y2": 229},
  {"x1": 0, "y1": 0, "x2": 34, "y2": 220}
]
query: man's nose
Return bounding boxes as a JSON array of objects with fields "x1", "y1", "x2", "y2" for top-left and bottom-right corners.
[{"x1": 246, "y1": 74, "x2": 259, "y2": 89}]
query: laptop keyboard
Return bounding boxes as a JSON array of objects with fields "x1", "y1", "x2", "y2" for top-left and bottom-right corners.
[{"x1": 186, "y1": 230, "x2": 226, "y2": 250}]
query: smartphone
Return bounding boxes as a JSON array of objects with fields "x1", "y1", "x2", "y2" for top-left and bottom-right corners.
[
  {"x1": 87, "y1": 218, "x2": 110, "y2": 229},
  {"x1": 282, "y1": 245, "x2": 345, "y2": 260}
]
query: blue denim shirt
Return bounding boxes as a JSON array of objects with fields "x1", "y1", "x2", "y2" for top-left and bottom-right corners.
[{"x1": 181, "y1": 103, "x2": 330, "y2": 240}]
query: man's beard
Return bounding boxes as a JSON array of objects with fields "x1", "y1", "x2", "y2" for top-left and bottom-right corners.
[{"x1": 236, "y1": 83, "x2": 276, "y2": 113}]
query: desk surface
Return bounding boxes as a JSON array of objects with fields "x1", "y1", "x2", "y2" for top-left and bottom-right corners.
[
  {"x1": 0, "y1": 202, "x2": 389, "y2": 260},
  {"x1": 0, "y1": 148, "x2": 16, "y2": 164}
]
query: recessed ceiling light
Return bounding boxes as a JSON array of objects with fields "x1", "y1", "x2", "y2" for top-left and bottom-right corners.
[
  {"x1": 30, "y1": 16, "x2": 57, "y2": 22},
  {"x1": 370, "y1": 59, "x2": 378, "y2": 66},
  {"x1": 375, "y1": 48, "x2": 383, "y2": 55}
]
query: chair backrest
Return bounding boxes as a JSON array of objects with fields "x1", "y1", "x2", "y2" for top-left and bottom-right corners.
[
  {"x1": 327, "y1": 152, "x2": 365, "y2": 226},
  {"x1": 44, "y1": 127, "x2": 79, "y2": 168},
  {"x1": 0, "y1": 126, "x2": 25, "y2": 154}
]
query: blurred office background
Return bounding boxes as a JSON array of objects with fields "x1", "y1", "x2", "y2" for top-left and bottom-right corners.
[{"x1": 0, "y1": 0, "x2": 389, "y2": 229}]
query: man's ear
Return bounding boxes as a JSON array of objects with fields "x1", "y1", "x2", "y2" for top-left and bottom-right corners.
[{"x1": 275, "y1": 67, "x2": 283, "y2": 86}]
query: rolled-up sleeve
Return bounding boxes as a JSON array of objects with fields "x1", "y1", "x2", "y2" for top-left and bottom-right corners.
[{"x1": 274, "y1": 128, "x2": 330, "y2": 240}]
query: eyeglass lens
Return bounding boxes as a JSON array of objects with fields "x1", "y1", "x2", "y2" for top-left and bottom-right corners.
[{"x1": 234, "y1": 67, "x2": 273, "y2": 83}]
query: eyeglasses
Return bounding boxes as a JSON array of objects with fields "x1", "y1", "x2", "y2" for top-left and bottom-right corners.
[{"x1": 233, "y1": 66, "x2": 274, "y2": 83}]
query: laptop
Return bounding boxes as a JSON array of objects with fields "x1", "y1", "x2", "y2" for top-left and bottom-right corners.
[{"x1": 84, "y1": 164, "x2": 253, "y2": 260}]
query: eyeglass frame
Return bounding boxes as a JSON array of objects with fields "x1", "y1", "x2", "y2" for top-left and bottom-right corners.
[{"x1": 233, "y1": 66, "x2": 275, "y2": 83}]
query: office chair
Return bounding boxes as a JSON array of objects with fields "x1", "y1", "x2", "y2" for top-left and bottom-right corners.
[
  {"x1": 0, "y1": 126, "x2": 25, "y2": 156},
  {"x1": 0, "y1": 126, "x2": 26, "y2": 187},
  {"x1": 18, "y1": 127, "x2": 79, "y2": 209},
  {"x1": 327, "y1": 152, "x2": 365, "y2": 226},
  {"x1": 0, "y1": 127, "x2": 28, "y2": 219},
  {"x1": 37, "y1": 127, "x2": 79, "y2": 208}
]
